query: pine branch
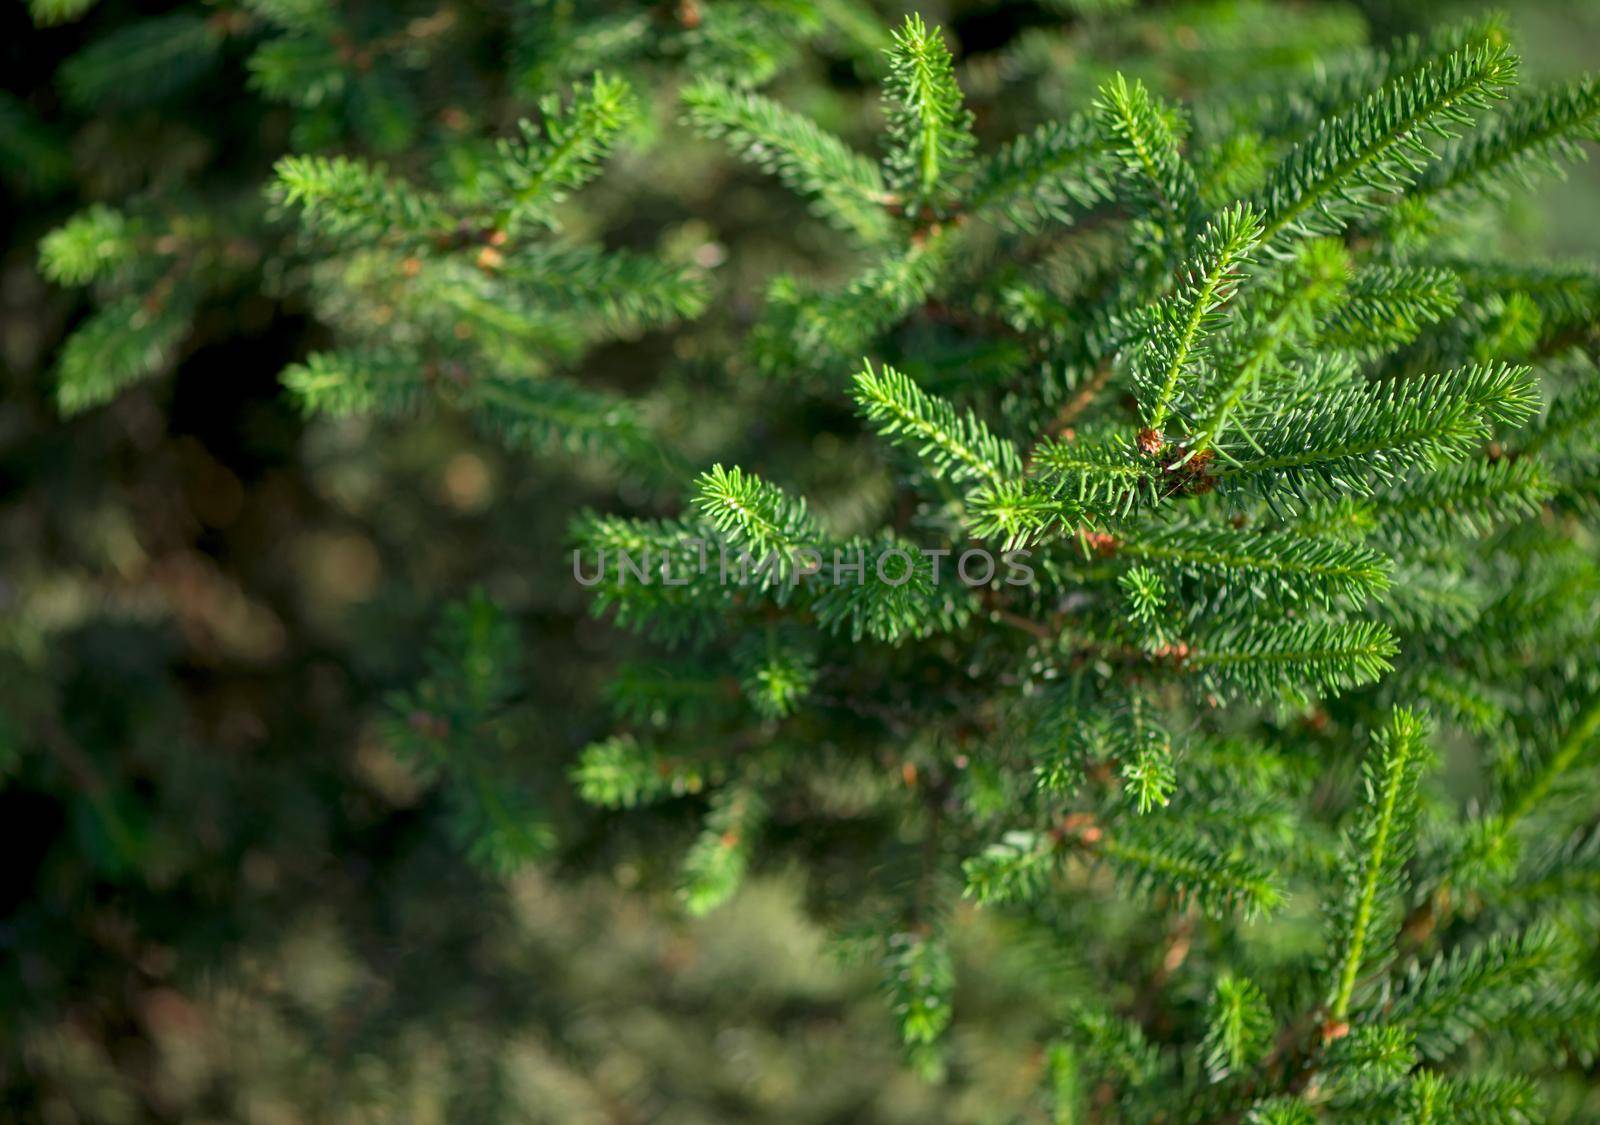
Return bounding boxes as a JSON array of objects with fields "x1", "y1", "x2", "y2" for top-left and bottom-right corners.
[
  {"x1": 681, "y1": 79, "x2": 891, "y2": 242},
  {"x1": 1129, "y1": 202, "x2": 1263, "y2": 435},
  {"x1": 881, "y1": 14, "x2": 974, "y2": 214},
  {"x1": 1497, "y1": 688, "x2": 1600, "y2": 835},
  {"x1": 1252, "y1": 32, "x2": 1517, "y2": 249},
  {"x1": 809, "y1": 533, "x2": 974, "y2": 643},
  {"x1": 500, "y1": 244, "x2": 708, "y2": 330},
  {"x1": 1186, "y1": 620, "x2": 1398, "y2": 700},
  {"x1": 753, "y1": 235, "x2": 950, "y2": 372},
  {"x1": 1368, "y1": 458, "x2": 1553, "y2": 545},
  {"x1": 852, "y1": 360, "x2": 1022, "y2": 486},
  {"x1": 1093, "y1": 73, "x2": 1199, "y2": 225},
  {"x1": 384, "y1": 592, "x2": 553, "y2": 874},
  {"x1": 60, "y1": 13, "x2": 222, "y2": 109},
  {"x1": 282, "y1": 349, "x2": 430, "y2": 417},
  {"x1": 967, "y1": 114, "x2": 1113, "y2": 232},
  {"x1": 1325, "y1": 708, "x2": 1431, "y2": 1024}
]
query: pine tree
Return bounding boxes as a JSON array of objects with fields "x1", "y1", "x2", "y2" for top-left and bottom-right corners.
[{"x1": 23, "y1": 0, "x2": 1600, "y2": 1119}]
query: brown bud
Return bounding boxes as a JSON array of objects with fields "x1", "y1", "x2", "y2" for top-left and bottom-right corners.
[
  {"x1": 1136, "y1": 427, "x2": 1165, "y2": 455},
  {"x1": 1082, "y1": 530, "x2": 1120, "y2": 557}
]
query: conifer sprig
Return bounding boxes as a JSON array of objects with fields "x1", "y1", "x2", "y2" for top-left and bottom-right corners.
[
  {"x1": 1215, "y1": 363, "x2": 1538, "y2": 498},
  {"x1": 1187, "y1": 620, "x2": 1398, "y2": 700},
  {"x1": 1313, "y1": 265, "x2": 1462, "y2": 359},
  {"x1": 968, "y1": 114, "x2": 1113, "y2": 231},
  {"x1": 852, "y1": 360, "x2": 1023, "y2": 486},
  {"x1": 273, "y1": 154, "x2": 447, "y2": 244},
  {"x1": 1252, "y1": 33, "x2": 1518, "y2": 249},
  {"x1": 1185, "y1": 236, "x2": 1347, "y2": 453},
  {"x1": 682, "y1": 80, "x2": 892, "y2": 242},
  {"x1": 491, "y1": 72, "x2": 636, "y2": 233},
  {"x1": 1117, "y1": 525, "x2": 1391, "y2": 609},
  {"x1": 1130, "y1": 203, "x2": 1263, "y2": 435},
  {"x1": 1386, "y1": 925, "x2": 1563, "y2": 1060},
  {"x1": 1412, "y1": 75, "x2": 1600, "y2": 211},
  {"x1": 1093, "y1": 73, "x2": 1199, "y2": 225},
  {"x1": 1325, "y1": 708, "x2": 1431, "y2": 1023},
  {"x1": 693, "y1": 465, "x2": 823, "y2": 586},
  {"x1": 881, "y1": 15, "x2": 975, "y2": 214}
]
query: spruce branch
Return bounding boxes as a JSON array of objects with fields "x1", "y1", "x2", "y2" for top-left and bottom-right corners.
[
  {"x1": 1252, "y1": 32, "x2": 1518, "y2": 249},
  {"x1": 490, "y1": 72, "x2": 636, "y2": 233},
  {"x1": 1102, "y1": 823, "x2": 1284, "y2": 920},
  {"x1": 1214, "y1": 363, "x2": 1538, "y2": 499},
  {"x1": 1185, "y1": 237, "x2": 1347, "y2": 454},
  {"x1": 881, "y1": 14, "x2": 974, "y2": 214},
  {"x1": 692, "y1": 465, "x2": 823, "y2": 586},
  {"x1": 1130, "y1": 202, "x2": 1263, "y2": 435},
  {"x1": 1313, "y1": 265, "x2": 1462, "y2": 359},
  {"x1": 1387, "y1": 925, "x2": 1563, "y2": 1060},
  {"x1": 680, "y1": 784, "x2": 765, "y2": 915},
  {"x1": 1093, "y1": 73, "x2": 1199, "y2": 225},
  {"x1": 967, "y1": 114, "x2": 1113, "y2": 232},
  {"x1": 273, "y1": 154, "x2": 447, "y2": 244},
  {"x1": 572, "y1": 735, "x2": 711, "y2": 808},
  {"x1": 682, "y1": 79, "x2": 891, "y2": 242},
  {"x1": 1325, "y1": 708, "x2": 1431, "y2": 1025},
  {"x1": 1186, "y1": 620, "x2": 1398, "y2": 700},
  {"x1": 1117, "y1": 525, "x2": 1391, "y2": 609},
  {"x1": 852, "y1": 360, "x2": 1022, "y2": 486},
  {"x1": 1411, "y1": 75, "x2": 1600, "y2": 212}
]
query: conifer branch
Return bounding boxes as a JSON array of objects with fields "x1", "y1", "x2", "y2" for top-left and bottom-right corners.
[
  {"x1": 1186, "y1": 237, "x2": 1346, "y2": 453},
  {"x1": 693, "y1": 465, "x2": 823, "y2": 586},
  {"x1": 968, "y1": 114, "x2": 1113, "y2": 232},
  {"x1": 1411, "y1": 75, "x2": 1600, "y2": 211},
  {"x1": 1131, "y1": 203, "x2": 1263, "y2": 435},
  {"x1": 852, "y1": 360, "x2": 1022, "y2": 486},
  {"x1": 1313, "y1": 265, "x2": 1462, "y2": 359},
  {"x1": 682, "y1": 79, "x2": 891, "y2": 242},
  {"x1": 1252, "y1": 33, "x2": 1518, "y2": 249},
  {"x1": 882, "y1": 15, "x2": 974, "y2": 214},
  {"x1": 1187, "y1": 620, "x2": 1398, "y2": 700},
  {"x1": 274, "y1": 154, "x2": 447, "y2": 244},
  {"x1": 1118, "y1": 526, "x2": 1391, "y2": 609},
  {"x1": 1215, "y1": 363, "x2": 1538, "y2": 499},
  {"x1": 491, "y1": 72, "x2": 636, "y2": 232},
  {"x1": 1093, "y1": 73, "x2": 1199, "y2": 225},
  {"x1": 1326, "y1": 709, "x2": 1430, "y2": 1024}
]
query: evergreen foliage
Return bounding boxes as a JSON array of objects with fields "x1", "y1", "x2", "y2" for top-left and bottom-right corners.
[{"x1": 16, "y1": 0, "x2": 1600, "y2": 1119}]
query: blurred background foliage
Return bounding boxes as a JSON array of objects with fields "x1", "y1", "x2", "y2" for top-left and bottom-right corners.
[{"x1": 2, "y1": 0, "x2": 1597, "y2": 1120}]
